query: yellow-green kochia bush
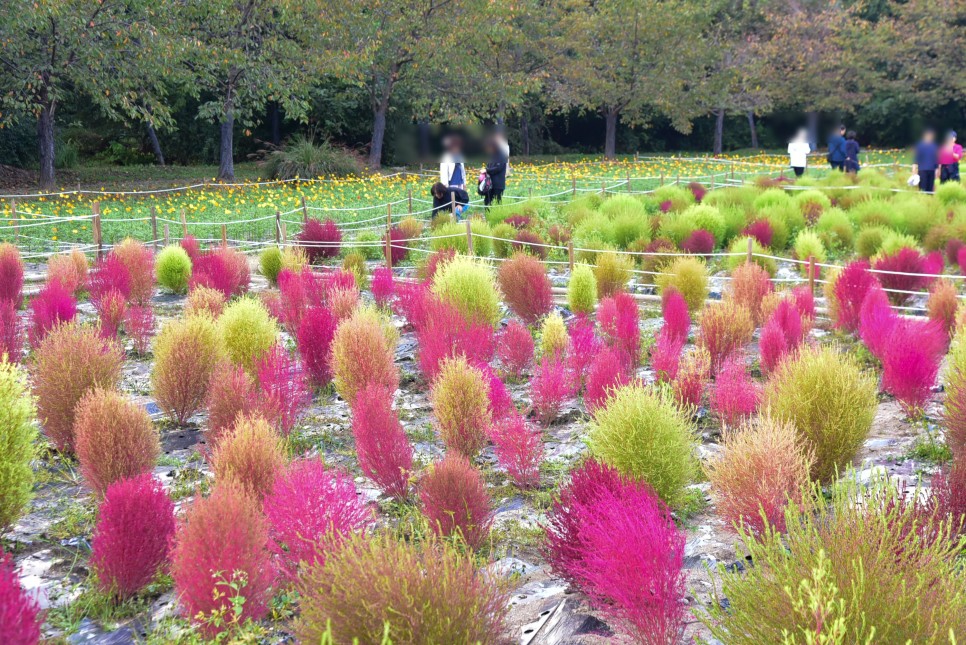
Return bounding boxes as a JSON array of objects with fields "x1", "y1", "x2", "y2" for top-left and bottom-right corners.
[
  {"x1": 762, "y1": 344, "x2": 877, "y2": 482},
  {"x1": 655, "y1": 256, "x2": 709, "y2": 313},
  {"x1": 217, "y1": 297, "x2": 279, "y2": 373},
  {"x1": 539, "y1": 311, "x2": 568, "y2": 359},
  {"x1": 431, "y1": 255, "x2": 501, "y2": 326},
  {"x1": 155, "y1": 245, "x2": 192, "y2": 294},
  {"x1": 259, "y1": 246, "x2": 283, "y2": 285},
  {"x1": 567, "y1": 263, "x2": 598, "y2": 314},
  {"x1": 587, "y1": 383, "x2": 697, "y2": 507},
  {"x1": 0, "y1": 360, "x2": 37, "y2": 532}
]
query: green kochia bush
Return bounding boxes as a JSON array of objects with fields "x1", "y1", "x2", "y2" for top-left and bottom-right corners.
[
  {"x1": 567, "y1": 263, "x2": 598, "y2": 314},
  {"x1": 0, "y1": 360, "x2": 37, "y2": 533},
  {"x1": 752, "y1": 188, "x2": 792, "y2": 211},
  {"x1": 660, "y1": 204, "x2": 726, "y2": 246},
  {"x1": 259, "y1": 246, "x2": 283, "y2": 284},
  {"x1": 588, "y1": 383, "x2": 697, "y2": 507},
  {"x1": 155, "y1": 245, "x2": 192, "y2": 294},
  {"x1": 217, "y1": 297, "x2": 279, "y2": 373},
  {"x1": 431, "y1": 255, "x2": 502, "y2": 326},
  {"x1": 792, "y1": 229, "x2": 827, "y2": 267},
  {"x1": 704, "y1": 477, "x2": 966, "y2": 643},
  {"x1": 430, "y1": 220, "x2": 493, "y2": 257},
  {"x1": 936, "y1": 180, "x2": 966, "y2": 207}
]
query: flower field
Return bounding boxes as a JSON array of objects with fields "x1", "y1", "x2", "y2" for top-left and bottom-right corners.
[{"x1": 2, "y1": 157, "x2": 966, "y2": 644}]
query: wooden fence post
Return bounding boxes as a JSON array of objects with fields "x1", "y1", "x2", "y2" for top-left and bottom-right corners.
[
  {"x1": 301, "y1": 196, "x2": 308, "y2": 223},
  {"x1": 730, "y1": 166, "x2": 735, "y2": 181},
  {"x1": 601, "y1": 181, "x2": 606, "y2": 196},
  {"x1": 626, "y1": 171, "x2": 631, "y2": 192},
  {"x1": 710, "y1": 174, "x2": 715, "y2": 190},
  {"x1": 163, "y1": 223, "x2": 170, "y2": 247},
  {"x1": 808, "y1": 256, "x2": 816, "y2": 294},
  {"x1": 385, "y1": 204, "x2": 393, "y2": 268},
  {"x1": 10, "y1": 200, "x2": 17, "y2": 243},
  {"x1": 275, "y1": 210, "x2": 281, "y2": 244},
  {"x1": 221, "y1": 224, "x2": 227, "y2": 247},
  {"x1": 180, "y1": 208, "x2": 188, "y2": 238},
  {"x1": 572, "y1": 176, "x2": 577, "y2": 196},
  {"x1": 465, "y1": 218, "x2": 474, "y2": 256},
  {"x1": 450, "y1": 193, "x2": 456, "y2": 222},
  {"x1": 92, "y1": 201, "x2": 103, "y2": 260},
  {"x1": 408, "y1": 187, "x2": 413, "y2": 215},
  {"x1": 150, "y1": 206, "x2": 158, "y2": 249},
  {"x1": 660, "y1": 172, "x2": 665, "y2": 186},
  {"x1": 676, "y1": 173, "x2": 681, "y2": 186},
  {"x1": 568, "y1": 241, "x2": 575, "y2": 273},
  {"x1": 746, "y1": 236, "x2": 754, "y2": 264}
]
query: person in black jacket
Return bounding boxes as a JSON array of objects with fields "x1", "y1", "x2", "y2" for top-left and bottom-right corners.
[
  {"x1": 431, "y1": 182, "x2": 469, "y2": 220},
  {"x1": 844, "y1": 131, "x2": 861, "y2": 173},
  {"x1": 482, "y1": 137, "x2": 507, "y2": 206}
]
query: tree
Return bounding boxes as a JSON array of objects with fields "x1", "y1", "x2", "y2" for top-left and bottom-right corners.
[
  {"x1": 0, "y1": 1, "x2": 176, "y2": 188},
  {"x1": 551, "y1": 0, "x2": 713, "y2": 158}
]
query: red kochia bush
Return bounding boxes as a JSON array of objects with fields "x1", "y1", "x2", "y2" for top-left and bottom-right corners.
[
  {"x1": 28, "y1": 282, "x2": 77, "y2": 347},
  {"x1": 96, "y1": 290, "x2": 127, "y2": 340},
  {"x1": 598, "y1": 292, "x2": 640, "y2": 367},
  {"x1": 488, "y1": 414, "x2": 543, "y2": 488},
  {"x1": 742, "y1": 219, "x2": 773, "y2": 248},
  {"x1": 0, "y1": 243, "x2": 24, "y2": 307},
  {"x1": 710, "y1": 355, "x2": 761, "y2": 427},
  {"x1": 171, "y1": 483, "x2": 275, "y2": 636},
  {"x1": 419, "y1": 454, "x2": 494, "y2": 549},
  {"x1": 0, "y1": 548, "x2": 43, "y2": 645},
  {"x1": 530, "y1": 357, "x2": 573, "y2": 425},
  {"x1": 417, "y1": 297, "x2": 494, "y2": 381},
  {"x1": 497, "y1": 319, "x2": 535, "y2": 378},
  {"x1": 497, "y1": 253, "x2": 554, "y2": 324},
  {"x1": 296, "y1": 305, "x2": 337, "y2": 389},
  {"x1": 278, "y1": 268, "x2": 325, "y2": 333},
  {"x1": 873, "y1": 248, "x2": 942, "y2": 306},
  {"x1": 298, "y1": 218, "x2": 342, "y2": 262},
  {"x1": 881, "y1": 318, "x2": 946, "y2": 416},
  {"x1": 351, "y1": 384, "x2": 413, "y2": 499},
  {"x1": 832, "y1": 260, "x2": 876, "y2": 332},
  {"x1": 661, "y1": 288, "x2": 691, "y2": 344},
  {"x1": 859, "y1": 286, "x2": 898, "y2": 360},
  {"x1": 385, "y1": 226, "x2": 409, "y2": 265},
  {"x1": 585, "y1": 346, "x2": 630, "y2": 413},
  {"x1": 371, "y1": 267, "x2": 395, "y2": 308},
  {"x1": 256, "y1": 344, "x2": 311, "y2": 436},
  {"x1": 190, "y1": 247, "x2": 250, "y2": 299},
  {"x1": 759, "y1": 299, "x2": 804, "y2": 375},
  {"x1": 264, "y1": 459, "x2": 374, "y2": 583},
  {"x1": 205, "y1": 361, "x2": 261, "y2": 447},
  {"x1": 112, "y1": 239, "x2": 155, "y2": 304},
  {"x1": 180, "y1": 234, "x2": 201, "y2": 262},
  {"x1": 681, "y1": 229, "x2": 715, "y2": 255},
  {"x1": 89, "y1": 254, "x2": 132, "y2": 305},
  {"x1": 567, "y1": 315, "x2": 601, "y2": 387},
  {"x1": 0, "y1": 300, "x2": 22, "y2": 363},
  {"x1": 90, "y1": 474, "x2": 176, "y2": 599},
  {"x1": 483, "y1": 364, "x2": 516, "y2": 421}
]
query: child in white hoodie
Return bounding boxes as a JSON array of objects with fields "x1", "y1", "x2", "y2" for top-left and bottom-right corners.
[{"x1": 788, "y1": 129, "x2": 811, "y2": 177}]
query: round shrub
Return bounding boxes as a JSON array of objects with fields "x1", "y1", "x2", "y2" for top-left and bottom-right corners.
[
  {"x1": 0, "y1": 360, "x2": 36, "y2": 532},
  {"x1": 815, "y1": 207, "x2": 854, "y2": 250},
  {"x1": 588, "y1": 383, "x2": 697, "y2": 507},
  {"x1": 0, "y1": 548, "x2": 43, "y2": 644},
  {"x1": 727, "y1": 261, "x2": 772, "y2": 326},
  {"x1": 539, "y1": 311, "x2": 568, "y2": 359},
  {"x1": 351, "y1": 383, "x2": 413, "y2": 500},
  {"x1": 792, "y1": 229, "x2": 827, "y2": 268},
  {"x1": 0, "y1": 242, "x2": 24, "y2": 306},
  {"x1": 567, "y1": 263, "x2": 598, "y2": 314},
  {"x1": 752, "y1": 187, "x2": 792, "y2": 211},
  {"x1": 218, "y1": 297, "x2": 278, "y2": 373},
  {"x1": 46, "y1": 251, "x2": 87, "y2": 295},
  {"x1": 212, "y1": 414, "x2": 287, "y2": 501},
  {"x1": 419, "y1": 454, "x2": 493, "y2": 549},
  {"x1": 28, "y1": 282, "x2": 77, "y2": 348},
  {"x1": 331, "y1": 307, "x2": 399, "y2": 405},
  {"x1": 152, "y1": 314, "x2": 226, "y2": 425},
  {"x1": 112, "y1": 238, "x2": 155, "y2": 304},
  {"x1": 431, "y1": 356, "x2": 492, "y2": 458},
  {"x1": 171, "y1": 483, "x2": 275, "y2": 637},
  {"x1": 430, "y1": 220, "x2": 493, "y2": 257},
  {"x1": 341, "y1": 251, "x2": 368, "y2": 291},
  {"x1": 353, "y1": 230, "x2": 383, "y2": 261},
  {"x1": 497, "y1": 320, "x2": 535, "y2": 378},
  {"x1": 32, "y1": 323, "x2": 124, "y2": 454},
  {"x1": 155, "y1": 245, "x2": 192, "y2": 294},
  {"x1": 259, "y1": 246, "x2": 283, "y2": 284},
  {"x1": 491, "y1": 222, "x2": 518, "y2": 258},
  {"x1": 431, "y1": 255, "x2": 501, "y2": 326},
  {"x1": 726, "y1": 236, "x2": 776, "y2": 276},
  {"x1": 205, "y1": 360, "x2": 260, "y2": 447},
  {"x1": 497, "y1": 253, "x2": 553, "y2": 324},
  {"x1": 763, "y1": 344, "x2": 877, "y2": 482},
  {"x1": 185, "y1": 285, "x2": 226, "y2": 318},
  {"x1": 697, "y1": 301, "x2": 754, "y2": 372},
  {"x1": 936, "y1": 180, "x2": 966, "y2": 207},
  {"x1": 662, "y1": 204, "x2": 726, "y2": 245},
  {"x1": 593, "y1": 250, "x2": 633, "y2": 297},
  {"x1": 295, "y1": 533, "x2": 507, "y2": 645},
  {"x1": 298, "y1": 218, "x2": 341, "y2": 262},
  {"x1": 90, "y1": 474, "x2": 176, "y2": 599},
  {"x1": 75, "y1": 389, "x2": 160, "y2": 498},
  {"x1": 655, "y1": 256, "x2": 708, "y2": 313}
]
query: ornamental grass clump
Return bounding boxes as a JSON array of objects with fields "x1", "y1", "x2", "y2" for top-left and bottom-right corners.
[
  {"x1": 295, "y1": 533, "x2": 507, "y2": 645},
  {"x1": 497, "y1": 253, "x2": 553, "y2": 324},
  {"x1": 255, "y1": 344, "x2": 311, "y2": 435},
  {"x1": 74, "y1": 389, "x2": 160, "y2": 498},
  {"x1": 416, "y1": 297, "x2": 494, "y2": 381},
  {"x1": 218, "y1": 297, "x2": 278, "y2": 373},
  {"x1": 763, "y1": 344, "x2": 877, "y2": 482},
  {"x1": 332, "y1": 306, "x2": 399, "y2": 404},
  {"x1": 430, "y1": 255, "x2": 501, "y2": 326},
  {"x1": 598, "y1": 292, "x2": 640, "y2": 366},
  {"x1": 710, "y1": 355, "x2": 761, "y2": 427},
  {"x1": 0, "y1": 300, "x2": 22, "y2": 363},
  {"x1": 298, "y1": 218, "x2": 341, "y2": 262},
  {"x1": 830, "y1": 260, "x2": 876, "y2": 332},
  {"x1": 706, "y1": 416, "x2": 813, "y2": 536},
  {"x1": 655, "y1": 256, "x2": 708, "y2": 313},
  {"x1": 881, "y1": 318, "x2": 946, "y2": 417},
  {"x1": 566, "y1": 314, "x2": 602, "y2": 384},
  {"x1": 46, "y1": 250, "x2": 87, "y2": 295},
  {"x1": 155, "y1": 245, "x2": 192, "y2": 294},
  {"x1": 190, "y1": 246, "x2": 251, "y2": 299},
  {"x1": 530, "y1": 356, "x2": 574, "y2": 425},
  {"x1": 704, "y1": 477, "x2": 966, "y2": 643},
  {"x1": 419, "y1": 454, "x2": 494, "y2": 549},
  {"x1": 0, "y1": 549, "x2": 43, "y2": 645},
  {"x1": 697, "y1": 301, "x2": 754, "y2": 372},
  {"x1": 759, "y1": 299, "x2": 804, "y2": 375},
  {"x1": 264, "y1": 459, "x2": 374, "y2": 582},
  {"x1": 28, "y1": 282, "x2": 77, "y2": 347},
  {"x1": 497, "y1": 319, "x2": 534, "y2": 378},
  {"x1": 538, "y1": 310, "x2": 568, "y2": 359},
  {"x1": 927, "y1": 278, "x2": 958, "y2": 337},
  {"x1": 90, "y1": 474, "x2": 176, "y2": 600},
  {"x1": 95, "y1": 289, "x2": 126, "y2": 340},
  {"x1": 431, "y1": 356, "x2": 491, "y2": 457},
  {"x1": 0, "y1": 360, "x2": 36, "y2": 533},
  {"x1": 351, "y1": 384, "x2": 413, "y2": 499},
  {"x1": 371, "y1": 266, "x2": 394, "y2": 308},
  {"x1": 32, "y1": 323, "x2": 123, "y2": 454},
  {"x1": 567, "y1": 263, "x2": 598, "y2": 314},
  {"x1": 672, "y1": 347, "x2": 711, "y2": 410},
  {"x1": 661, "y1": 288, "x2": 691, "y2": 343},
  {"x1": 593, "y1": 250, "x2": 633, "y2": 298},
  {"x1": 171, "y1": 483, "x2": 275, "y2": 636},
  {"x1": 124, "y1": 305, "x2": 154, "y2": 356},
  {"x1": 259, "y1": 246, "x2": 283, "y2": 285},
  {"x1": 488, "y1": 414, "x2": 542, "y2": 488},
  {"x1": 295, "y1": 305, "x2": 336, "y2": 389},
  {"x1": 152, "y1": 314, "x2": 225, "y2": 425},
  {"x1": 588, "y1": 383, "x2": 697, "y2": 507},
  {"x1": 212, "y1": 414, "x2": 287, "y2": 501},
  {"x1": 89, "y1": 254, "x2": 132, "y2": 304},
  {"x1": 185, "y1": 285, "x2": 226, "y2": 318}
]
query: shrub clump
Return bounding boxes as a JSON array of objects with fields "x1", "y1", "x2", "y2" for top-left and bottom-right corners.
[
  {"x1": 351, "y1": 384, "x2": 413, "y2": 499},
  {"x1": 155, "y1": 245, "x2": 192, "y2": 294},
  {"x1": 488, "y1": 414, "x2": 543, "y2": 488},
  {"x1": 419, "y1": 454, "x2": 494, "y2": 549},
  {"x1": 212, "y1": 414, "x2": 287, "y2": 501},
  {"x1": 763, "y1": 344, "x2": 877, "y2": 482},
  {"x1": 538, "y1": 311, "x2": 568, "y2": 359},
  {"x1": 218, "y1": 297, "x2": 279, "y2": 373},
  {"x1": 593, "y1": 250, "x2": 633, "y2": 298},
  {"x1": 296, "y1": 533, "x2": 507, "y2": 644},
  {"x1": 588, "y1": 383, "x2": 697, "y2": 507},
  {"x1": 0, "y1": 548, "x2": 43, "y2": 644},
  {"x1": 0, "y1": 360, "x2": 37, "y2": 532},
  {"x1": 497, "y1": 253, "x2": 553, "y2": 324},
  {"x1": 298, "y1": 218, "x2": 342, "y2": 262},
  {"x1": 567, "y1": 263, "x2": 598, "y2": 314},
  {"x1": 496, "y1": 319, "x2": 534, "y2": 378},
  {"x1": 331, "y1": 307, "x2": 399, "y2": 404},
  {"x1": 655, "y1": 256, "x2": 708, "y2": 313},
  {"x1": 152, "y1": 314, "x2": 226, "y2": 425},
  {"x1": 698, "y1": 301, "x2": 754, "y2": 372},
  {"x1": 0, "y1": 242, "x2": 24, "y2": 306},
  {"x1": 185, "y1": 285, "x2": 226, "y2": 318},
  {"x1": 431, "y1": 255, "x2": 501, "y2": 326},
  {"x1": 430, "y1": 356, "x2": 492, "y2": 458}
]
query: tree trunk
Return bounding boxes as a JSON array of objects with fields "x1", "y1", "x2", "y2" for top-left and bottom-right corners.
[
  {"x1": 218, "y1": 111, "x2": 235, "y2": 181},
  {"x1": 369, "y1": 106, "x2": 387, "y2": 170},
  {"x1": 806, "y1": 110, "x2": 819, "y2": 151},
  {"x1": 747, "y1": 111, "x2": 759, "y2": 149},
  {"x1": 269, "y1": 102, "x2": 281, "y2": 146},
  {"x1": 417, "y1": 119, "x2": 431, "y2": 163},
  {"x1": 146, "y1": 123, "x2": 165, "y2": 166},
  {"x1": 521, "y1": 113, "x2": 530, "y2": 158},
  {"x1": 604, "y1": 108, "x2": 618, "y2": 159},
  {"x1": 713, "y1": 108, "x2": 725, "y2": 155},
  {"x1": 37, "y1": 102, "x2": 56, "y2": 189}
]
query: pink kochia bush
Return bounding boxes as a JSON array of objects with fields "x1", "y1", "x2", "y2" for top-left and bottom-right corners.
[
  {"x1": 680, "y1": 229, "x2": 715, "y2": 255},
  {"x1": 880, "y1": 318, "x2": 946, "y2": 416},
  {"x1": 710, "y1": 355, "x2": 761, "y2": 427},
  {"x1": 171, "y1": 483, "x2": 275, "y2": 636},
  {"x1": 759, "y1": 299, "x2": 804, "y2": 375},
  {"x1": 124, "y1": 305, "x2": 154, "y2": 355},
  {"x1": 96, "y1": 290, "x2": 127, "y2": 340},
  {"x1": 651, "y1": 332, "x2": 685, "y2": 383},
  {"x1": 483, "y1": 365, "x2": 516, "y2": 421},
  {"x1": 90, "y1": 474, "x2": 176, "y2": 599},
  {"x1": 417, "y1": 297, "x2": 494, "y2": 381},
  {"x1": 419, "y1": 454, "x2": 494, "y2": 549},
  {"x1": 0, "y1": 243, "x2": 24, "y2": 306},
  {"x1": 371, "y1": 267, "x2": 394, "y2": 308},
  {"x1": 0, "y1": 300, "x2": 22, "y2": 362},
  {"x1": 859, "y1": 286, "x2": 897, "y2": 359},
  {"x1": 256, "y1": 344, "x2": 312, "y2": 436},
  {"x1": 190, "y1": 247, "x2": 250, "y2": 299},
  {"x1": 598, "y1": 292, "x2": 640, "y2": 367},
  {"x1": 566, "y1": 315, "x2": 601, "y2": 387},
  {"x1": 497, "y1": 319, "x2": 535, "y2": 378},
  {"x1": 277, "y1": 268, "x2": 325, "y2": 333},
  {"x1": 543, "y1": 460, "x2": 686, "y2": 644},
  {"x1": 832, "y1": 261, "x2": 876, "y2": 332},
  {"x1": 585, "y1": 346, "x2": 630, "y2": 413},
  {"x1": 298, "y1": 218, "x2": 342, "y2": 262},
  {"x1": 264, "y1": 459, "x2": 374, "y2": 583},
  {"x1": 351, "y1": 384, "x2": 413, "y2": 499},
  {"x1": 488, "y1": 414, "x2": 543, "y2": 488},
  {"x1": 661, "y1": 289, "x2": 691, "y2": 343},
  {"x1": 0, "y1": 548, "x2": 43, "y2": 645},
  {"x1": 872, "y1": 248, "x2": 942, "y2": 306},
  {"x1": 296, "y1": 305, "x2": 337, "y2": 389},
  {"x1": 28, "y1": 282, "x2": 77, "y2": 347},
  {"x1": 530, "y1": 357, "x2": 573, "y2": 425}
]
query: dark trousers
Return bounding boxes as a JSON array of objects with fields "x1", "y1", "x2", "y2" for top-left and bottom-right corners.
[
  {"x1": 829, "y1": 161, "x2": 845, "y2": 171},
  {"x1": 792, "y1": 166, "x2": 805, "y2": 177},
  {"x1": 484, "y1": 189, "x2": 504, "y2": 207},
  {"x1": 920, "y1": 170, "x2": 936, "y2": 193},
  {"x1": 941, "y1": 164, "x2": 961, "y2": 183}
]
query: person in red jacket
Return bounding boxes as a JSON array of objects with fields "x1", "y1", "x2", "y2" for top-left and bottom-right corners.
[{"x1": 939, "y1": 130, "x2": 963, "y2": 183}]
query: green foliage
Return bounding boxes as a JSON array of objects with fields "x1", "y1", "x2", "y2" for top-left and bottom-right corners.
[
  {"x1": 539, "y1": 311, "x2": 568, "y2": 358},
  {"x1": 593, "y1": 250, "x2": 633, "y2": 297},
  {"x1": 792, "y1": 189, "x2": 831, "y2": 212},
  {"x1": 660, "y1": 204, "x2": 725, "y2": 245},
  {"x1": 353, "y1": 231, "x2": 384, "y2": 261},
  {"x1": 342, "y1": 252, "x2": 368, "y2": 290},
  {"x1": 656, "y1": 256, "x2": 708, "y2": 312},
  {"x1": 815, "y1": 208, "x2": 854, "y2": 251},
  {"x1": 262, "y1": 134, "x2": 362, "y2": 179},
  {"x1": 652, "y1": 185, "x2": 694, "y2": 212},
  {"x1": 484, "y1": 199, "x2": 556, "y2": 228},
  {"x1": 491, "y1": 223, "x2": 518, "y2": 258},
  {"x1": 0, "y1": 360, "x2": 37, "y2": 532},
  {"x1": 762, "y1": 345, "x2": 877, "y2": 482},
  {"x1": 431, "y1": 255, "x2": 501, "y2": 326},
  {"x1": 217, "y1": 297, "x2": 279, "y2": 373},
  {"x1": 726, "y1": 236, "x2": 776, "y2": 276},
  {"x1": 936, "y1": 180, "x2": 966, "y2": 207},
  {"x1": 752, "y1": 188, "x2": 792, "y2": 211},
  {"x1": 854, "y1": 226, "x2": 887, "y2": 258},
  {"x1": 259, "y1": 247, "x2": 283, "y2": 284},
  {"x1": 567, "y1": 263, "x2": 598, "y2": 314},
  {"x1": 430, "y1": 220, "x2": 493, "y2": 257},
  {"x1": 601, "y1": 195, "x2": 650, "y2": 247},
  {"x1": 879, "y1": 230, "x2": 919, "y2": 256},
  {"x1": 792, "y1": 229, "x2": 827, "y2": 266},
  {"x1": 155, "y1": 246, "x2": 192, "y2": 294}
]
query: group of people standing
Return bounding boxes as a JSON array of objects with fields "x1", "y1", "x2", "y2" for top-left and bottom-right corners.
[
  {"x1": 431, "y1": 133, "x2": 510, "y2": 219},
  {"x1": 788, "y1": 124, "x2": 962, "y2": 194}
]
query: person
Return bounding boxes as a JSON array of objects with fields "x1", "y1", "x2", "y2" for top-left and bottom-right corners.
[
  {"x1": 787, "y1": 129, "x2": 811, "y2": 177},
  {"x1": 481, "y1": 137, "x2": 507, "y2": 207},
  {"x1": 827, "y1": 125, "x2": 847, "y2": 171},
  {"x1": 913, "y1": 129, "x2": 940, "y2": 193},
  {"x1": 431, "y1": 182, "x2": 469, "y2": 219},
  {"x1": 939, "y1": 130, "x2": 963, "y2": 183},
  {"x1": 495, "y1": 130, "x2": 511, "y2": 176},
  {"x1": 439, "y1": 135, "x2": 466, "y2": 190},
  {"x1": 844, "y1": 130, "x2": 861, "y2": 174}
]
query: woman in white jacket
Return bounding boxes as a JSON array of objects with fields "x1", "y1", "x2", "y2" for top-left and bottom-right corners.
[
  {"x1": 439, "y1": 135, "x2": 466, "y2": 190},
  {"x1": 788, "y1": 129, "x2": 811, "y2": 177}
]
